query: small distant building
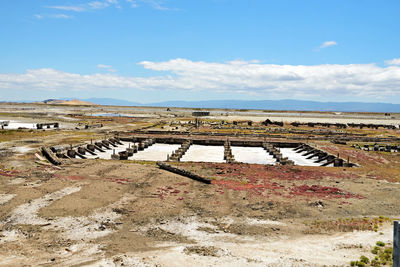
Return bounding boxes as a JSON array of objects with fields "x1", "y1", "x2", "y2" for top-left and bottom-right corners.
[{"x1": 192, "y1": 111, "x2": 210, "y2": 117}]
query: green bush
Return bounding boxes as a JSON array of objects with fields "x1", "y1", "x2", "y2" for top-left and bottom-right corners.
[
  {"x1": 378, "y1": 251, "x2": 391, "y2": 262},
  {"x1": 359, "y1": 255, "x2": 369, "y2": 264},
  {"x1": 383, "y1": 247, "x2": 393, "y2": 254},
  {"x1": 370, "y1": 258, "x2": 380, "y2": 267},
  {"x1": 351, "y1": 240, "x2": 393, "y2": 267},
  {"x1": 371, "y1": 246, "x2": 381, "y2": 254},
  {"x1": 376, "y1": 241, "x2": 385, "y2": 247}
]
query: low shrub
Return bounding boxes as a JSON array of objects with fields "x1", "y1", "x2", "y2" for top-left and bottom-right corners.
[
  {"x1": 371, "y1": 246, "x2": 380, "y2": 254},
  {"x1": 359, "y1": 255, "x2": 369, "y2": 264},
  {"x1": 376, "y1": 241, "x2": 385, "y2": 247},
  {"x1": 353, "y1": 241, "x2": 393, "y2": 267}
]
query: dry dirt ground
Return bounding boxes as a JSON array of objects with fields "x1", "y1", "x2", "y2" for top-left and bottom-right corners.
[{"x1": 1, "y1": 104, "x2": 400, "y2": 266}]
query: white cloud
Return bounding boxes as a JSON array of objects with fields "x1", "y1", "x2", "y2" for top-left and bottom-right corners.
[
  {"x1": 385, "y1": 58, "x2": 400, "y2": 65},
  {"x1": 1, "y1": 59, "x2": 400, "y2": 100},
  {"x1": 126, "y1": 0, "x2": 174, "y2": 10},
  {"x1": 34, "y1": 13, "x2": 73, "y2": 19},
  {"x1": 320, "y1": 41, "x2": 338, "y2": 49},
  {"x1": 45, "y1": 0, "x2": 173, "y2": 13},
  {"x1": 46, "y1": 5, "x2": 86, "y2": 12},
  {"x1": 126, "y1": 0, "x2": 138, "y2": 8},
  {"x1": 47, "y1": 1, "x2": 120, "y2": 12},
  {"x1": 88, "y1": 1, "x2": 110, "y2": 9},
  {"x1": 51, "y1": 14, "x2": 73, "y2": 19},
  {"x1": 142, "y1": 0, "x2": 170, "y2": 10},
  {"x1": 97, "y1": 64, "x2": 116, "y2": 72},
  {"x1": 42, "y1": 1, "x2": 122, "y2": 20},
  {"x1": 97, "y1": 64, "x2": 112, "y2": 69}
]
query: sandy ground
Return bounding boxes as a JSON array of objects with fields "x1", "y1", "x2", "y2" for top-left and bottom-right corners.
[
  {"x1": 88, "y1": 220, "x2": 394, "y2": 267},
  {"x1": 1, "y1": 103, "x2": 400, "y2": 266},
  {"x1": 2, "y1": 102, "x2": 398, "y2": 125},
  {"x1": 0, "y1": 158, "x2": 399, "y2": 266}
]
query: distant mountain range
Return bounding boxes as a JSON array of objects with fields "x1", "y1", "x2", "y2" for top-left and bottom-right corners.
[
  {"x1": 72, "y1": 98, "x2": 400, "y2": 113},
  {"x1": 3, "y1": 97, "x2": 397, "y2": 112}
]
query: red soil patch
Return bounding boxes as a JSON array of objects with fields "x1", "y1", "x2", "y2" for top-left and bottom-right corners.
[
  {"x1": 289, "y1": 185, "x2": 364, "y2": 199},
  {"x1": 211, "y1": 180, "x2": 363, "y2": 199},
  {"x1": 320, "y1": 145, "x2": 387, "y2": 165},
  {"x1": 212, "y1": 180, "x2": 281, "y2": 191},
  {"x1": 212, "y1": 180, "x2": 282, "y2": 197},
  {"x1": 156, "y1": 183, "x2": 189, "y2": 200},
  {"x1": 175, "y1": 182, "x2": 189, "y2": 186},
  {"x1": 180, "y1": 163, "x2": 363, "y2": 200},
  {"x1": 197, "y1": 162, "x2": 357, "y2": 181},
  {"x1": 107, "y1": 177, "x2": 130, "y2": 184},
  {"x1": 0, "y1": 168, "x2": 19, "y2": 177}
]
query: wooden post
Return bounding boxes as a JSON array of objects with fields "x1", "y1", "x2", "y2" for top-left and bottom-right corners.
[{"x1": 395, "y1": 221, "x2": 399, "y2": 267}]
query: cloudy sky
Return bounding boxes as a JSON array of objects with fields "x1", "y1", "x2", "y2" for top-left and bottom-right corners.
[{"x1": 1, "y1": 0, "x2": 400, "y2": 103}]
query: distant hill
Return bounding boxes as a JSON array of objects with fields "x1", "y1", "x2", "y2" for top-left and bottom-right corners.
[
  {"x1": 36, "y1": 98, "x2": 400, "y2": 113},
  {"x1": 81, "y1": 98, "x2": 142, "y2": 106},
  {"x1": 42, "y1": 99, "x2": 96, "y2": 106}
]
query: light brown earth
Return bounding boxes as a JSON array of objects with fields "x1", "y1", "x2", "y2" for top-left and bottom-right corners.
[
  {"x1": 0, "y1": 103, "x2": 399, "y2": 266},
  {"x1": 38, "y1": 99, "x2": 97, "y2": 106}
]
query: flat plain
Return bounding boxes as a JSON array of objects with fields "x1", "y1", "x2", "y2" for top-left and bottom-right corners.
[{"x1": 0, "y1": 102, "x2": 399, "y2": 266}]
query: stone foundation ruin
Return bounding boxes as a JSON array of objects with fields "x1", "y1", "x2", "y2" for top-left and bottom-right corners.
[{"x1": 42, "y1": 134, "x2": 356, "y2": 167}]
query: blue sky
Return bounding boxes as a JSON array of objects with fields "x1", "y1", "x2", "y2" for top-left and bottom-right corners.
[{"x1": 1, "y1": 0, "x2": 400, "y2": 103}]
